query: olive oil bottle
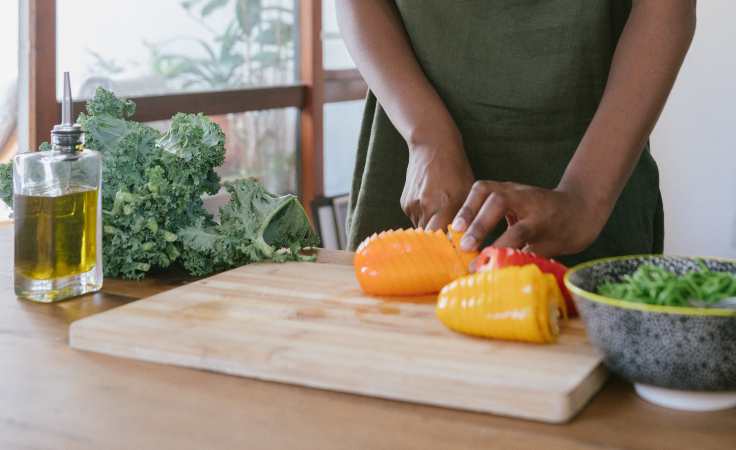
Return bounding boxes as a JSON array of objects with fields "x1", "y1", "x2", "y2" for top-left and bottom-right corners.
[{"x1": 13, "y1": 73, "x2": 102, "y2": 302}]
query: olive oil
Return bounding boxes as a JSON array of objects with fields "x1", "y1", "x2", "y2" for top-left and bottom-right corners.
[
  {"x1": 13, "y1": 72, "x2": 103, "y2": 302},
  {"x1": 14, "y1": 187, "x2": 98, "y2": 280}
]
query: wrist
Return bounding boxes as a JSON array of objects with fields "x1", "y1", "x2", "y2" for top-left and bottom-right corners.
[
  {"x1": 556, "y1": 177, "x2": 615, "y2": 228},
  {"x1": 404, "y1": 115, "x2": 462, "y2": 152}
]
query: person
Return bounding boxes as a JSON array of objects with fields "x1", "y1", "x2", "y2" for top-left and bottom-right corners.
[{"x1": 337, "y1": 0, "x2": 696, "y2": 266}]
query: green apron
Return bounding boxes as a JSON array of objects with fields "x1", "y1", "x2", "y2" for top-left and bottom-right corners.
[{"x1": 346, "y1": 0, "x2": 664, "y2": 266}]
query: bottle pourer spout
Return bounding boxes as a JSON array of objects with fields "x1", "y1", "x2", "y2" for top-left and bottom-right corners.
[
  {"x1": 62, "y1": 72, "x2": 72, "y2": 126},
  {"x1": 51, "y1": 71, "x2": 83, "y2": 152}
]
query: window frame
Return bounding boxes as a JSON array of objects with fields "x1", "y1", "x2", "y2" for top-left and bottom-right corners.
[{"x1": 26, "y1": 0, "x2": 366, "y2": 211}]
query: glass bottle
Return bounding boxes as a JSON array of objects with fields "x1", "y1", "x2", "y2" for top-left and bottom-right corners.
[{"x1": 13, "y1": 72, "x2": 103, "y2": 302}]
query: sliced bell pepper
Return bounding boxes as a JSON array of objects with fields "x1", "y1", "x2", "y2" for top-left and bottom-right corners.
[
  {"x1": 436, "y1": 264, "x2": 563, "y2": 344},
  {"x1": 354, "y1": 227, "x2": 478, "y2": 296},
  {"x1": 474, "y1": 247, "x2": 577, "y2": 316}
]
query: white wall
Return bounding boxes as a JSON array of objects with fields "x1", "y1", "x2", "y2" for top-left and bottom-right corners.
[{"x1": 651, "y1": 0, "x2": 736, "y2": 257}]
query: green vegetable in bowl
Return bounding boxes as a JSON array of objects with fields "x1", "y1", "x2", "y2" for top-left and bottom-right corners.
[
  {"x1": 0, "y1": 88, "x2": 318, "y2": 279},
  {"x1": 597, "y1": 262, "x2": 736, "y2": 307}
]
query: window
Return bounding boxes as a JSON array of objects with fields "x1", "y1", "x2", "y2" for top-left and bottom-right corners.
[
  {"x1": 57, "y1": 0, "x2": 297, "y2": 99},
  {"x1": 322, "y1": 0, "x2": 363, "y2": 198},
  {"x1": 0, "y1": 1, "x2": 18, "y2": 220},
  {"x1": 323, "y1": 100, "x2": 362, "y2": 196},
  {"x1": 322, "y1": 0, "x2": 355, "y2": 70},
  {"x1": 0, "y1": 0, "x2": 18, "y2": 163},
  {"x1": 21, "y1": 0, "x2": 366, "y2": 217}
]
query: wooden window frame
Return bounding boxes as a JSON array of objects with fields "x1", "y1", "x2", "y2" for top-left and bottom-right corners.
[{"x1": 26, "y1": 0, "x2": 367, "y2": 211}]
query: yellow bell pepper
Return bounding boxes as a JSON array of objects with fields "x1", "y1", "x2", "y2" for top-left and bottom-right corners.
[{"x1": 436, "y1": 264, "x2": 564, "y2": 344}]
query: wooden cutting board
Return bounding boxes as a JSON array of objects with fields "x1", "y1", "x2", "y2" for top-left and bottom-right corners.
[{"x1": 69, "y1": 261, "x2": 607, "y2": 423}]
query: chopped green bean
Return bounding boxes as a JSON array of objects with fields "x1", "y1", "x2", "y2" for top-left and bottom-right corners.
[{"x1": 597, "y1": 261, "x2": 736, "y2": 307}]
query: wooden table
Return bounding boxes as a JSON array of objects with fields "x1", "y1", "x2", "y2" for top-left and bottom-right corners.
[{"x1": 1, "y1": 222, "x2": 734, "y2": 450}]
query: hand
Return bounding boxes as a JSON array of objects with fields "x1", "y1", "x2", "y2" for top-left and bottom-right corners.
[
  {"x1": 451, "y1": 181, "x2": 611, "y2": 257},
  {"x1": 401, "y1": 136, "x2": 475, "y2": 230}
]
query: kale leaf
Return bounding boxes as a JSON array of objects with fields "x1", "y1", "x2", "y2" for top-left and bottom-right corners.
[
  {"x1": 179, "y1": 179, "x2": 319, "y2": 276},
  {"x1": 0, "y1": 161, "x2": 12, "y2": 208}
]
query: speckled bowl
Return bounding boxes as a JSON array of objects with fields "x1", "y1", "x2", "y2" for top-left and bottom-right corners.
[{"x1": 565, "y1": 255, "x2": 736, "y2": 410}]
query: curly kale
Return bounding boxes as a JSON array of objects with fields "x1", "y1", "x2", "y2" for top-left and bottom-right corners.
[
  {"x1": 73, "y1": 88, "x2": 227, "y2": 279},
  {"x1": 0, "y1": 161, "x2": 12, "y2": 208},
  {"x1": 0, "y1": 87, "x2": 315, "y2": 279},
  {"x1": 179, "y1": 179, "x2": 319, "y2": 276},
  {"x1": 84, "y1": 86, "x2": 136, "y2": 119}
]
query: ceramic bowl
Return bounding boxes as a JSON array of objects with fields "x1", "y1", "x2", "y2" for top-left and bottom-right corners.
[{"x1": 565, "y1": 255, "x2": 736, "y2": 411}]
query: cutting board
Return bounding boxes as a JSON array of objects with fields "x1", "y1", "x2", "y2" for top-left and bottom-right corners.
[{"x1": 69, "y1": 261, "x2": 607, "y2": 423}]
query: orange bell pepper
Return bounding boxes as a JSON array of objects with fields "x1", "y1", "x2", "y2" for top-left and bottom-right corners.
[{"x1": 354, "y1": 227, "x2": 478, "y2": 296}]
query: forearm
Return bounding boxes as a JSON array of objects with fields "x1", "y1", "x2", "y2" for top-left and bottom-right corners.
[
  {"x1": 335, "y1": 0, "x2": 459, "y2": 146},
  {"x1": 559, "y1": 0, "x2": 696, "y2": 217}
]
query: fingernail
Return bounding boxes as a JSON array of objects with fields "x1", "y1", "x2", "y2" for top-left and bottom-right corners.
[
  {"x1": 460, "y1": 235, "x2": 476, "y2": 251},
  {"x1": 452, "y1": 217, "x2": 466, "y2": 231}
]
